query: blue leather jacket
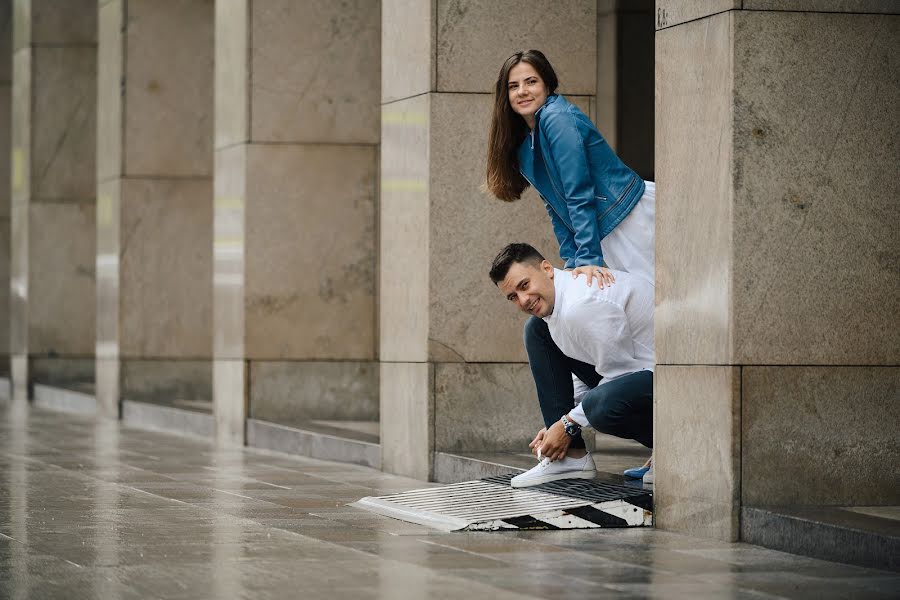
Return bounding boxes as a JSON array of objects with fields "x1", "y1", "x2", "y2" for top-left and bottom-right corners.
[{"x1": 517, "y1": 94, "x2": 645, "y2": 269}]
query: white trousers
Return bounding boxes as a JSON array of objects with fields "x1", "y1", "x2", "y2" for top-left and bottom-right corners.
[{"x1": 601, "y1": 181, "x2": 655, "y2": 286}]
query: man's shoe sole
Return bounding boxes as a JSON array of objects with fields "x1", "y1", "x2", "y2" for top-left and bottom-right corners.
[{"x1": 510, "y1": 470, "x2": 596, "y2": 488}]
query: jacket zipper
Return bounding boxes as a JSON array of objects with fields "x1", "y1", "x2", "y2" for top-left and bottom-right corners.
[{"x1": 595, "y1": 175, "x2": 638, "y2": 224}]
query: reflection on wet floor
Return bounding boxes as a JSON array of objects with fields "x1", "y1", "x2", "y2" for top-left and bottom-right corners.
[{"x1": 1, "y1": 403, "x2": 898, "y2": 599}]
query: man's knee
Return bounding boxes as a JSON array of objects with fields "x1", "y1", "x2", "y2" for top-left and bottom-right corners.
[
  {"x1": 586, "y1": 397, "x2": 620, "y2": 435},
  {"x1": 523, "y1": 315, "x2": 550, "y2": 346}
]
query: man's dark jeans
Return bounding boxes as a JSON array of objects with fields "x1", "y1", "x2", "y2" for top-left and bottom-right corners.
[{"x1": 524, "y1": 316, "x2": 653, "y2": 449}]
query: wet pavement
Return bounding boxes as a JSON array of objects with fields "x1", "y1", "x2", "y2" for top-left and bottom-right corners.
[{"x1": 1, "y1": 403, "x2": 898, "y2": 599}]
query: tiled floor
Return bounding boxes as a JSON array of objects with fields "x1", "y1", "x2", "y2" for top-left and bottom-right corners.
[{"x1": 1, "y1": 403, "x2": 897, "y2": 599}]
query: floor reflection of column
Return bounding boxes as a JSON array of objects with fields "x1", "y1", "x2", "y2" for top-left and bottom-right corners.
[
  {"x1": 91, "y1": 419, "x2": 120, "y2": 600},
  {"x1": 211, "y1": 448, "x2": 245, "y2": 598},
  {"x1": 7, "y1": 401, "x2": 29, "y2": 600},
  {"x1": 377, "y1": 530, "x2": 432, "y2": 598}
]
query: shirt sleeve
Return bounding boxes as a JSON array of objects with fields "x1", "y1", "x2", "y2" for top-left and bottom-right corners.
[{"x1": 540, "y1": 110, "x2": 605, "y2": 268}]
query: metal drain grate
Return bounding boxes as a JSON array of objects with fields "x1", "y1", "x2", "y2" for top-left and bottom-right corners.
[{"x1": 352, "y1": 475, "x2": 652, "y2": 532}]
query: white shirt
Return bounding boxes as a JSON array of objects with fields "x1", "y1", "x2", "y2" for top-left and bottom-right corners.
[{"x1": 543, "y1": 268, "x2": 654, "y2": 427}]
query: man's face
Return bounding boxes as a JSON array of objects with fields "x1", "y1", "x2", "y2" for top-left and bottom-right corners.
[{"x1": 497, "y1": 260, "x2": 556, "y2": 318}]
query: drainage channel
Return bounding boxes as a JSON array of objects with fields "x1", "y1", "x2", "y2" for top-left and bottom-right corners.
[{"x1": 352, "y1": 474, "x2": 652, "y2": 532}]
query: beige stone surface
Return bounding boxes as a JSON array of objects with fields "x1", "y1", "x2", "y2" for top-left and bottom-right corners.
[
  {"x1": 95, "y1": 178, "x2": 120, "y2": 359},
  {"x1": 0, "y1": 86, "x2": 10, "y2": 218},
  {"x1": 250, "y1": 0, "x2": 379, "y2": 144},
  {"x1": 249, "y1": 361, "x2": 378, "y2": 423},
  {"x1": 654, "y1": 366, "x2": 741, "y2": 542},
  {"x1": 30, "y1": 46, "x2": 96, "y2": 201},
  {"x1": 124, "y1": 0, "x2": 213, "y2": 176},
  {"x1": 244, "y1": 144, "x2": 376, "y2": 360},
  {"x1": 214, "y1": 358, "x2": 246, "y2": 446},
  {"x1": 12, "y1": 0, "x2": 28, "y2": 50},
  {"x1": 743, "y1": 0, "x2": 900, "y2": 12},
  {"x1": 654, "y1": 0, "x2": 740, "y2": 30},
  {"x1": 434, "y1": 363, "x2": 541, "y2": 452},
  {"x1": 96, "y1": 0, "x2": 122, "y2": 183},
  {"x1": 95, "y1": 357, "x2": 118, "y2": 417},
  {"x1": 24, "y1": 0, "x2": 96, "y2": 46},
  {"x1": 214, "y1": 0, "x2": 248, "y2": 150},
  {"x1": 435, "y1": 0, "x2": 596, "y2": 95},
  {"x1": 28, "y1": 202, "x2": 95, "y2": 355},
  {"x1": 212, "y1": 145, "x2": 245, "y2": 360},
  {"x1": 730, "y1": 11, "x2": 900, "y2": 365},
  {"x1": 742, "y1": 366, "x2": 900, "y2": 506},
  {"x1": 0, "y1": 1, "x2": 10, "y2": 82},
  {"x1": 9, "y1": 42, "x2": 28, "y2": 356},
  {"x1": 379, "y1": 94, "x2": 430, "y2": 362},
  {"x1": 119, "y1": 178, "x2": 212, "y2": 359},
  {"x1": 428, "y1": 93, "x2": 561, "y2": 363},
  {"x1": 0, "y1": 218, "x2": 9, "y2": 351},
  {"x1": 381, "y1": 0, "x2": 433, "y2": 103},
  {"x1": 655, "y1": 11, "x2": 734, "y2": 366},
  {"x1": 122, "y1": 359, "x2": 212, "y2": 404},
  {"x1": 380, "y1": 361, "x2": 433, "y2": 480},
  {"x1": 29, "y1": 357, "x2": 93, "y2": 385}
]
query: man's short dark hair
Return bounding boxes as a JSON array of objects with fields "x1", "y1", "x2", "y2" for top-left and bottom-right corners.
[{"x1": 489, "y1": 243, "x2": 546, "y2": 284}]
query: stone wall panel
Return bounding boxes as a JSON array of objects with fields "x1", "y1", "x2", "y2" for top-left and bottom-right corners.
[
  {"x1": 654, "y1": 365, "x2": 741, "y2": 542},
  {"x1": 244, "y1": 144, "x2": 377, "y2": 360},
  {"x1": 119, "y1": 178, "x2": 213, "y2": 358},
  {"x1": 124, "y1": 0, "x2": 214, "y2": 176},
  {"x1": 30, "y1": 46, "x2": 96, "y2": 201},
  {"x1": 742, "y1": 366, "x2": 900, "y2": 506},
  {"x1": 731, "y1": 11, "x2": 900, "y2": 365},
  {"x1": 435, "y1": 0, "x2": 595, "y2": 94},
  {"x1": 28, "y1": 202, "x2": 95, "y2": 355},
  {"x1": 250, "y1": 0, "x2": 380, "y2": 144}
]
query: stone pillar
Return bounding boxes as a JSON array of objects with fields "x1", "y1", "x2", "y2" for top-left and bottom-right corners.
[
  {"x1": 214, "y1": 1, "x2": 380, "y2": 445},
  {"x1": 380, "y1": 0, "x2": 597, "y2": 479},
  {"x1": 0, "y1": 2, "x2": 10, "y2": 380},
  {"x1": 10, "y1": 0, "x2": 96, "y2": 399},
  {"x1": 655, "y1": 1, "x2": 899, "y2": 541},
  {"x1": 95, "y1": 0, "x2": 214, "y2": 418}
]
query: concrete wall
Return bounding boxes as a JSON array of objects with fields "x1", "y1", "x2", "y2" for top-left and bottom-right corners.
[
  {"x1": 0, "y1": 1, "x2": 10, "y2": 377},
  {"x1": 96, "y1": 0, "x2": 214, "y2": 416},
  {"x1": 10, "y1": 0, "x2": 97, "y2": 393},
  {"x1": 214, "y1": 0, "x2": 380, "y2": 443},
  {"x1": 655, "y1": 1, "x2": 900, "y2": 541},
  {"x1": 380, "y1": 0, "x2": 597, "y2": 479}
]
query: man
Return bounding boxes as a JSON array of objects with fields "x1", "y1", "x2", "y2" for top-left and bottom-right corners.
[{"x1": 489, "y1": 243, "x2": 654, "y2": 487}]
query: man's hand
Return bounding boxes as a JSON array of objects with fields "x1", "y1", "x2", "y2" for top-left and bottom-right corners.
[
  {"x1": 528, "y1": 428, "x2": 547, "y2": 457},
  {"x1": 539, "y1": 420, "x2": 572, "y2": 461},
  {"x1": 570, "y1": 265, "x2": 615, "y2": 289}
]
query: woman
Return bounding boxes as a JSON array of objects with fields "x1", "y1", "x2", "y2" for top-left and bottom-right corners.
[
  {"x1": 486, "y1": 49, "x2": 655, "y2": 287},
  {"x1": 486, "y1": 49, "x2": 655, "y2": 482}
]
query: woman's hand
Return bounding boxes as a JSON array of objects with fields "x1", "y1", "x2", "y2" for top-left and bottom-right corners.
[
  {"x1": 539, "y1": 420, "x2": 572, "y2": 461},
  {"x1": 570, "y1": 265, "x2": 615, "y2": 289}
]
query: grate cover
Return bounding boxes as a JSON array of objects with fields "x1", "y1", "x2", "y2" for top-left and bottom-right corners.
[{"x1": 352, "y1": 475, "x2": 652, "y2": 532}]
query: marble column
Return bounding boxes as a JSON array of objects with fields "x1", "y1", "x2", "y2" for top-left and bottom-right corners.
[
  {"x1": 0, "y1": 2, "x2": 10, "y2": 380},
  {"x1": 380, "y1": 0, "x2": 597, "y2": 479},
  {"x1": 214, "y1": 1, "x2": 380, "y2": 445},
  {"x1": 10, "y1": 0, "x2": 97, "y2": 399},
  {"x1": 655, "y1": 1, "x2": 899, "y2": 541},
  {"x1": 95, "y1": 0, "x2": 214, "y2": 418}
]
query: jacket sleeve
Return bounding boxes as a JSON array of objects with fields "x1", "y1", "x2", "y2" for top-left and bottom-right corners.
[
  {"x1": 541, "y1": 198, "x2": 578, "y2": 268},
  {"x1": 541, "y1": 110, "x2": 605, "y2": 268}
]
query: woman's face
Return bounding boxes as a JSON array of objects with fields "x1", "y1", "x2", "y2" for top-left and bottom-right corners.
[{"x1": 507, "y1": 62, "x2": 548, "y2": 124}]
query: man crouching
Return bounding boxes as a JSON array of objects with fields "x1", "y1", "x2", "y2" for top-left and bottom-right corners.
[{"x1": 489, "y1": 243, "x2": 655, "y2": 487}]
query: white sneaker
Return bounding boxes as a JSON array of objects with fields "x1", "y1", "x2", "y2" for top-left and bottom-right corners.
[
  {"x1": 510, "y1": 454, "x2": 596, "y2": 488},
  {"x1": 642, "y1": 463, "x2": 655, "y2": 484}
]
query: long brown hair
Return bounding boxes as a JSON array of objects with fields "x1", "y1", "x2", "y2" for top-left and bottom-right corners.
[{"x1": 486, "y1": 50, "x2": 559, "y2": 202}]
